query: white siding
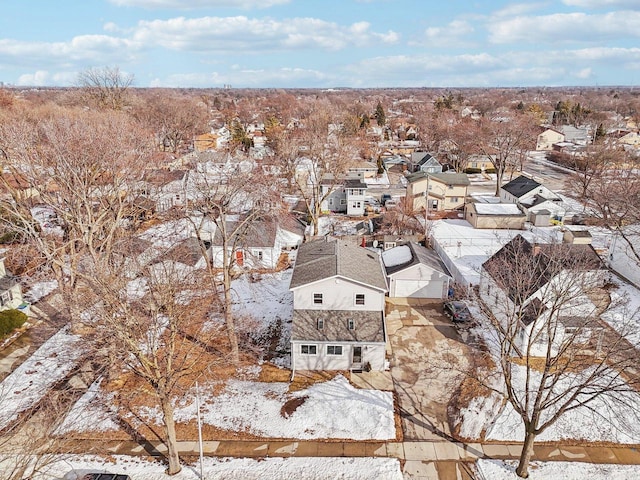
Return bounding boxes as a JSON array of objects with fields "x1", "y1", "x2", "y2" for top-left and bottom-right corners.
[
  {"x1": 292, "y1": 278, "x2": 385, "y2": 311},
  {"x1": 291, "y1": 341, "x2": 386, "y2": 371}
]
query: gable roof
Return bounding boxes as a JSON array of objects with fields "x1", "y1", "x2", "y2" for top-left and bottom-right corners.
[
  {"x1": 212, "y1": 215, "x2": 305, "y2": 249},
  {"x1": 482, "y1": 235, "x2": 605, "y2": 305},
  {"x1": 406, "y1": 171, "x2": 470, "y2": 186},
  {"x1": 382, "y1": 242, "x2": 452, "y2": 277},
  {"x1": 501, "y1": 175, "x2": 541, "y2": 198},
  {"x1": 289, "y1": 238, "x2": 387, "y2": 291}
]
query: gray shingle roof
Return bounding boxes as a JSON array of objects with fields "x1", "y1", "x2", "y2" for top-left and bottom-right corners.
[
  {"x1": 289, "y1": 238, "x2": 387, "y2": 291},
  {"x1": 292, "y1": 309, "x2": 385, "y2": 342}
]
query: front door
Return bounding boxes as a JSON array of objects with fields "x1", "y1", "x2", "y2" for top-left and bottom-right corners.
[{"x1": 352, "y1": 346, "x2": 362, "y2": 366}]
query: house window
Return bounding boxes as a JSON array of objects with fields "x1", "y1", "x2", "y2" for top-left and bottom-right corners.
[
  {"x1": 327, "y1": 345, "x2": 343, "y2": 355},
  {"x1": 450, "y1": 197, "x2": 459, "y2": 203},
  {"x1": 340, "y1": 199, "x2": 347, "y2": 205},
  {"x1": 0, "y1": 291, "x2": 11, "y2": 306},
  {"x1": 255, "y1": 250, "x2": 263, "y2": 261},
  {"x1": 301, "y1": 345, "x2": 317, "y2": 355},
  {"x1": 347, "y1": 319, "x2": 355, "y2": 330},
  {"x1": 175, "y1": 194, "x2": 181, "y2": 201},
  {"x1": 317, "y1": 318, "x2": 324, "y2": 330},
  {"x1": 354, "y1": 201, "x2": 362, "y2": 208},
  {"x1": 313, "y1": 293, "x2": 323, "y2": 305},
  {"x1": 448, "y1": 184, "x2": 454, "y2": 190},
  {"x1": 355, "y1": 294, "x2": 365, "y2": 305},
  {"x1": 329, "y1": 198, "x2": 333, "y2": 205}
]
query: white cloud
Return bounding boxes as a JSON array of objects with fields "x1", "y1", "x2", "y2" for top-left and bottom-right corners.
[
  {"x1": 493, "y1": 2, "x2": 548, "y2": 17},
  {"x1": 108, "y1": 0, "x2": 290, "y2": 9},
  {"x1": 421, "y1": 20, "x2": 474, "y2": 47},
  {"x1": 0, "y1": 36, "x2": 137, "y2": 65},
  {"x1": 131, "y1": 16, "x2": 399, "y2": 52},
  {"x1": 562, "y1": 0, "x2": 640, "y2": 8},
  {"x1": 576, "y1": 67, "x2": 593, "y2": 78},
  {"x1": 488, "y1": 11, "x2": 640, "y2": 44},
  {"x1": 150, "y1": 67, "x2": 332, "y2": 88}
]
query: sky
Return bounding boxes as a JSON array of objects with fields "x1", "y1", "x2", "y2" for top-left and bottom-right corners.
[{"x1": 1, "y1": 0, "x2": 639, "y2": 89}]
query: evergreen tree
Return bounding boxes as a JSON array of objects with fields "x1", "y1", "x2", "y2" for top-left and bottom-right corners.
[{"x1": 375, "y1": 101, "x2": 386, "y2": 126}]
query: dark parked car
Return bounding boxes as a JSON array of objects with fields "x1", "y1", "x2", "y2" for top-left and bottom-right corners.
[
  {"x1": 82, "y1": 474, "x2": 131, "y2": 480},
  {"x1": 443, "y1": 301, "x2": 471, "y2": 323}
]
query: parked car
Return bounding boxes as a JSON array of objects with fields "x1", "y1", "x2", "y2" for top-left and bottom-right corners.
[
  {"x1": 443, "y1": 301, "x2": 471, "y2": 323},
  {"x1": 82, "y1": 474, "x2": 131, "y2": 480}
]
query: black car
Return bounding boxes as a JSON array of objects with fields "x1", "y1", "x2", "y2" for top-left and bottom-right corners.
[
  {"x1": 82, "y1": 474, "x2": 131, "y2": 480},
  {"x1": 443, "y1": 301, "x2": 471, "y2": 323}
]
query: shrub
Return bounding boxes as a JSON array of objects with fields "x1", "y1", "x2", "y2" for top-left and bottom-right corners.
[
  {"x1": 0, "y1": 309, "x2": 27, "y2": 337},
  {"x1": 464, "y1": 168, "x2": 482, "y2": 174}
]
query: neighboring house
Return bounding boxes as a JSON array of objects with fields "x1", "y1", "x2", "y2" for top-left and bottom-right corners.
[
  {"x1": 406, "y1": 171, "x2": 470, "y2": 213},
  {"x1": 210, "y1": 215, "x2": 305, "y2": 270},
  {"x1": 148, "y1": 237, "x2": 209, "y2": 283},
  {"x1": 0, "y1": 173, "x2": 40, "y2": 204},
  {"x1": 382, "y1": 242, "x2": 452, "y2": 299},
  {"x1": 500, "y1": 175, "x2": 565, "y2": 224},
  {"x1": 479, "y1": 235, "x2": 607, "y2": 356},
  {"x1": 619, "y1": 132, "x2": 640, "y2": 147},
  {"x1": 348, "y1": 161, "x2": 379, "y2": 179},
  {"x1": 465, "y1": 154, "x2": 495, "y2": 172},
  {"x1": 559, "y1": 125, "x2": 591, "y2": 146},
  {"x1": 536, "y1": 129, "x2": 565, "y2": 151},
  {"x1": 0, "y1": 249, "x2": 28, "y2": 315},
  {"x1": 465, "y1": 201, "x2": 526, "y2": 230},
  {"x1": 139, "y1": 169, "x2": 189, "y2": 212},
  {"x1": 289, "y1": 238, "x2": 388, "y2": 372},
  {"x1": 193, "y1": 133, "x2": 221, "y2": 152},
  {"x1": 409, "y1": 152, "x2": 443, "y2": 174},
  {"x1": 320, "y1": 175, "x2": 367, "y2": 217}
]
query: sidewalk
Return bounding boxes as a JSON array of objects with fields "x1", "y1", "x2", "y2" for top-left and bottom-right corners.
[{"x1": 58, "y1": 437, "x2": 640, "y2": 465}]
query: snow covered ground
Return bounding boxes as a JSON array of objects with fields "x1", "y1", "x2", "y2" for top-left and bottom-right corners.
[
  {"x1": 457, "y1": 304, "x2": 640, "y2": 444},
  {"x1": 0, "y1": 327, "x2": 84, "y2": 430},
  {"x1": 477, "y1": 459, "x2": 639, "y2": 480},
  {"x1": 24, "y1": 279, "x2": 58, "y2": 303},
  {"x1": 59, "y1": 374, "x2": 396, "y2": 441},
  {"x1": 1, "y1": 454, "x2": 403, "y2": 480},
  {"x1": 601, "y1": 280, "x2": 640, "y2": 347}
]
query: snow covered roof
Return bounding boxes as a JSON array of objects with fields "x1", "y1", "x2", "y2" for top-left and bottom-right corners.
[
  {"x1": 473, "y1": 203, "x2": 524, "y2": 216},
  {"x1": 382, "y1": 242, "x2": 451, "y2": 277}
]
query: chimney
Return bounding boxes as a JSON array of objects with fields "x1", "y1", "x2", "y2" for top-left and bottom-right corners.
[{"x1": 533, "y1": 243, "x2": 541, "y2": 256}]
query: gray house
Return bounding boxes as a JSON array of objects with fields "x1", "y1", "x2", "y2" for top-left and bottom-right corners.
[
  {"x1": 409, "y1": 152, "x2": 443, "y2": 174},
  {"x1": 289, "y1": 238, "x2": 388, "y2": 372}
]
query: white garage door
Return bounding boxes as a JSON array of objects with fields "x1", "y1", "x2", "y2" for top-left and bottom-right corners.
[{"x1": 394, "y1": 280, "x2": 444, "y2": 299}]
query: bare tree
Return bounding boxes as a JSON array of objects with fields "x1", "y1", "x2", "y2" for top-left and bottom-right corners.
[
  {"x1": 77, "y1": 66, "x2": 134, "y2": 110},
  {"x1": 187, "y1": 158, "x2": 281, "y2": 364},
  {"x1": 582, "y1": 166, "x2": 640, "y2": 266},
  {"x1": 476, "y1": 113, "x2": 536, "y2": 195},
  {"x1": 478, "y1": 235, "x2": 639, "y2": 477},
  {"x1": 81, "y1": 248, "x2": 226, "y2": 475},
  {"x1": 563, "y1": 144, "x2": 615, "y2": 201},
  {"x1": 293, "y1": 101, "x2": 360, "y2": 236},
  {"x1": 0, "y1": 108, "x2": 150, "y2": 324},
  {"x1": 134, "y1": 92, "x2": 210, "y2": 154}
]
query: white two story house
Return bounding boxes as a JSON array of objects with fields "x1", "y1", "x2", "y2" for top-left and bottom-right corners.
[{"x1": 289, "y1": 238, "x2": 388, "y2": 372}]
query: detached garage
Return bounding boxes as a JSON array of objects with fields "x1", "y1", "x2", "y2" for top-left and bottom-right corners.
[{"x1": 382, "y1": 243, "x2": 452, "y2": 299}]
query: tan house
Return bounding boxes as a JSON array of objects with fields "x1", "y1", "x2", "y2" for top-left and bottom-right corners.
[
  {"x1": 406, "y1": 171, "x2": 470, "y2": 213},
  {"x1": 465, "y1": 201, "x2": 526, "y2": 229},
  {"x1": 619, "y1": 132, "x2": 640, "y2": 147},
  {"x1": 536, "y1": 129, "x2": 565, "y2": 151},
  {"x1": 194, "y1": 133, "x2": 221, "y2": 152}
]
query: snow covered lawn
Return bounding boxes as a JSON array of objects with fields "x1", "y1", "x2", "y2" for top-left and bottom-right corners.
[
  {"x1": 0, "y1": 327, "x2": 84, "y2": 430},
  {"x1": 601, "y1": 280, "x2": 640, "y2": 347},
  {"x1": 1, "y1": 454, "x2": 403, "y2": 480},
  {"x1": 60, "y1": 374, "x2": 396, "y2": 441},
  {"x1": 477, "y1": 459, "x2": 639, "y2": 480}
]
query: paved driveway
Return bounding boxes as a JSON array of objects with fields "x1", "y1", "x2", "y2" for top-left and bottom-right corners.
[{"x1": 386, "y1": 298, "x2": 471, "y2": 441}]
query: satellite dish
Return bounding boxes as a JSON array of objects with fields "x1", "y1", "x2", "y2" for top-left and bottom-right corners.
[{"x1": 373, "y1": 240, "x2": 379, "y2": 248}]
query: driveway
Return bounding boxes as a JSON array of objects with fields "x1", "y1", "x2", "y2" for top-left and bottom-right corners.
[{"x1": 386, "y1": 298, "x2": 471, "y2": 441}]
